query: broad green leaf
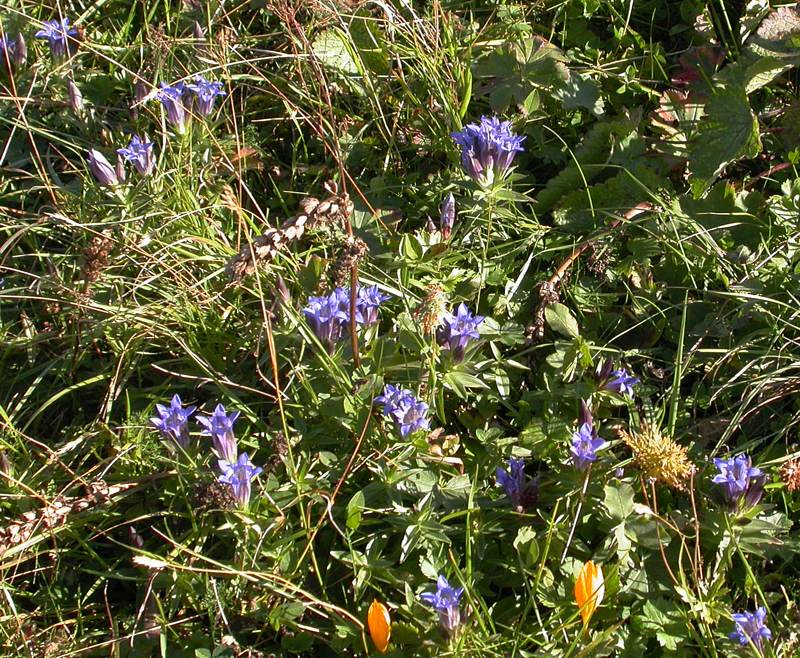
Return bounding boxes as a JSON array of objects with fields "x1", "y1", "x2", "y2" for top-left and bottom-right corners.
[
  {"x1": 312, "y1": 29, "x2": 358, "y2": 74},
  {"x1": 513, "y1": 526, "x2": 539, "y2": 566},
  {"x1": 603, "y1": 483, "x2": 635, "y2": 520},
  {"x1": 688, "y1": 85, "x2": 761, "y2": 197},
  {"x1": 545, "y1": 302, "x2": 580, "y2": 338}
]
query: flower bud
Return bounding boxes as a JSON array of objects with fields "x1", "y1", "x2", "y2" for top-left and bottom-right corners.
[
  {"x1": 115, "y1": 155, "x2": 127, "y2": 183},
  {"x1": 13, "y1": 33, "x2": 26, "y2": 65},
  {"x1": 87, "y1": 149, "x2": 119, "y2": 186},
  {"x1": 67, "y1": 80, "x2": 84, "y2": 114},
  {"x1": 440, "y1": 193, "x2": 455, "y2": 239}
]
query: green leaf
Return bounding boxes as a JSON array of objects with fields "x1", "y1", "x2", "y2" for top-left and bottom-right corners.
[
  {"x1": 513, "y1": 526, "x2": 539, "y2": 567},
  {"x1": 346, "y1": 490, "x2": 365, "y2": 530},
  {"x1": 312, "y1": 29, "x2": 358, "y2": 74},
  {"x1": 688, "y1": 84, "x2": 761, "y2": 197},
  {"x1": 545, "y1": 303, "x2": 580, "y2": 338},
  {"x1": 603, "y1": 483, "x2": 635, "y2": 520}
]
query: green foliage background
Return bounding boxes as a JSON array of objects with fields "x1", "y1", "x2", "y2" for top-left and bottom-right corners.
[{"x1": 2, "y1": 0, "x2": 800, "y2": 656}]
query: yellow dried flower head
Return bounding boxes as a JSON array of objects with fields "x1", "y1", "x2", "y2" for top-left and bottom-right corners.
[
  {"x1": 617, "y1": 422, "x2": 695, "y2": 491},
  {"x1": 414, "y1": 284, "x2": 448, "y2": 335}
]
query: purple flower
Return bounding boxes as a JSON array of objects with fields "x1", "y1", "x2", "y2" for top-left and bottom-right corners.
[
  {"x1": 437, "y1": 303, "x2": 484, "y2": 362},
  {"x1": 197, "y1": 404, "x2": 240, "y2": 464},
  {"x1": 440, "y1": 193, "x2": 455, "y2": 239},
  {"x1": 87, "y1": 149, "x2": 119, "y2": 186},
  {"x1": 570, "y1": 401, "x2": 607, "y2": 470},
  {"x1": 304, "y1": 290, "x2": 348, "y2": 352},
  {"x1": 605, "y1": 368, "x2": 639, "y2": 397},
  {"x1": 35, "y1": 18, "x2": 77, "y2": 59},
  {"x1": 218, "y1": 452, "x2": 262, "y2": 508},
  {"x1": 496, "y1": 457, "x2": 538, "y2": 510},
  {"x1": 729, "y1": 607, "x2": 771, "y2": 654},
  {"x1": 420, "y1": 575, "x2": 464, "y2": 635},
  {"x1": 156, "y1": 82, "x2": 189, "y2": 133},
  {"x1": 186, "y1": 75, "x2": 226, "y2": 116},
  {"x1": 304, "y1": 285, "x2": 390, "y2": 350},
  {"x1": 356, "y1": 285, "x2": 390, "y2": 325},
  {"x1": 374, "y1": 384, "x2": 430, "y2": 436},
  {"x1": 712, "y1": 454, "x2": 765, "y2": 511},
  {"x1": 150, "y1": 394, "x2": 196, "y2": 448},
  {"x1": 450, "y1": 116, "x2": 525, "y2": 186},
  {"x1": 117, "y1": 135, "x2": 155, "y2": 176}
]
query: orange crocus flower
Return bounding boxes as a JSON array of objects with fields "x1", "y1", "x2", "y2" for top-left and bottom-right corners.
[
  {"x1": 574, "y1": 560, "x2": 605, "y2": 626},
  {"x1": 367, "y1": 599, "x2": 391, "y2": 654}
]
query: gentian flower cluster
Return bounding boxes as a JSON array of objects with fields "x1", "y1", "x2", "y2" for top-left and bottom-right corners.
[
  {"x1": 420, "y1": 575, "x2": 464, "y2": 636},
  {"x1": 571, "y1": 400, "x2": 608, "y2": 471},
  {"x1": 374, "y1": 384, "x2": 430, "y2": 436},
  {"x1": 436, "y1": 303, "x2": 484, "y2": 362},
  {"x1": 450, "y1": 115, "x2": 525, "y2": 187},
  {"x1": 151, "y1": 394, "x2": 196, "y2": 448},
  {"x1": 35, "y1": 18, "x2": 78, "y2": 58},
  {"x1": 117, "y1": 135, "x2": 155, "y2": 176},
  {"x1": 729, "y1": 607, "x2": 771, "y2": 654},
  {"x1": 218, "y1": 453, "x2": 262, "y2": 508},
  {"x1": 304, "y1": 285, "x2": 390, "y2": 352},
  {"x1": 197, "y1": 403, "x2": 240, "y2": 463},
  {"x1": 496, "y1": 457, "x2": 538, "y2": 511},
  {"x1": 156, "y1": 76, "x2": 226, "y2": 133},
  {"x1": 712, "y1": 454, "x2": 765, "y2": 512}
]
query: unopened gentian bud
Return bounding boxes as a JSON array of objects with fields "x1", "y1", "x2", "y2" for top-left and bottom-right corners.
[
  {"x1": 115, "y1": 155, "x2": 127, "y2": 183},
  {"x1": 275, "y1": 274, "x2": 291, "y2": 307},
  {"x1": 87, "y1": 149, "x2": 119, "y2": 186},
  {"x1": 67, "y1": 80, "x2": 83, "y2": 114},
  {"x1": 440, "y1": 193, "x2": 455, "y2": 239},
  {"x1": 13, "y1": 33, "x2": 26, "y2": 65}
]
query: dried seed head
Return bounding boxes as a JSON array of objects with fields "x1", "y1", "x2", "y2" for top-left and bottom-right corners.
[
  {"x1": 414, "y1": 284, "x2": 448, "y2": 336},
  {"x1": 81, "y1": 232, "x2": 114, "y2": 284},
  {"x1": 618, "y1": 423, "x2": 695, "y2": 491},
  {"x1": 779, "y1": 457, "x2": 800, "y2": 492},
  {"x1": 331, "y1": 236, "x2": 368, "y2": 286}
]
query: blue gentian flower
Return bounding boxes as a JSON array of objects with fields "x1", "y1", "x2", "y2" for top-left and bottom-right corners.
[
  {"x1": 34, "y1": 18, "x2": 77, "y2": 59},
  {"x1": 151, "y1": 394, "x2": 196, "y2": 448},
  {"x1": 156, "y1": 82, "x2": 189, "y2": 133},
  {"x1": 437, "y1": 303, "x2": 484, "y2": 362},
  {"x1": 218, "y1": 452, "x2": 262, "y2": 508},
  {"x1": 440, "y1": 193, "x2": 455, "y2": 239},
  {"x1": 420, "y1": 575, "x2": 464, "y2": 636},
  {"x1": 397, "y1": 398, "x2": 430, "y2": 437},
  {"x1": 304, "y1": 290, "x2": 349, "y2": 351},
  {"x1": 374, "y1": 384, "x2": 430, "y2": 436},
  {"x1": 496, "y1": 457, "x2": 538, "y2": 510},
  {"x1": 712, "y1": 454, "x2": 765, "y2": 511},
  {"x1": 356, "y1": 285, "x2": 390, "y2": 325},
  {"x1": 451, "y1": 115, "x2": 525, "y2": 186},
  {"x1": 605, "y1": 368, "x2": 639, "y2": 397},
  {"x1": 729, "y1": 607, "x2": 771, "y2": 654},
  {"x1": 87, "y1": 149, "x2": 119, "y2": 186},
  {"x1": 197, "y1": 403, "x2": 240, "y2": 463},
  {"x1": 117, "y1": 134, "x2": 155, "y2": 176},
  {"x1": 304, "y1": 285, "x2": 390, "y2": 350},
  {"x1": 571, "y1": 401, "x2": 607, "y2": 470},
  {"x1": 186, "y1": 75, "x2": 226, "y2": 116}
]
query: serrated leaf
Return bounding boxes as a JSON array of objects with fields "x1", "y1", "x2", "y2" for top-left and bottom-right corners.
[
  {"x1": 545, "y1": 303, "x2": 580, "y2": 338},
  {"x1": 688, "y1": 85, "x2": 761, "y2": 197}
]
